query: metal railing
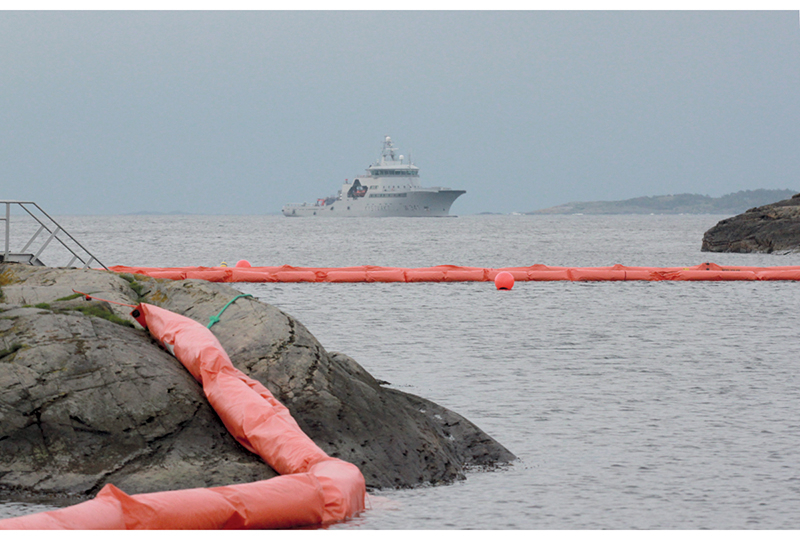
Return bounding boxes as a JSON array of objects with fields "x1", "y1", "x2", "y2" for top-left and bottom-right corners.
[{"x1": 1, "y1": 201, "x2": 107, "y2": 270}]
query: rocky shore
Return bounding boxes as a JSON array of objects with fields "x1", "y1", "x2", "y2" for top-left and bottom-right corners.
[
  {"x1": 701, "y1": 193, "x2": 800, "y2": 253},
  {"x1": 0, "y1": 263, "x2": 515, "y2": 502}
]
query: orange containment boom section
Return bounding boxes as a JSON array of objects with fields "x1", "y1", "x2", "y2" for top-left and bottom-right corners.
[
  {"x1": 0, "y1": 303, "x2": 365, "y2": 530},
  {"x1": 109, "y1": 262, "x2": 800, "y2": 282}
]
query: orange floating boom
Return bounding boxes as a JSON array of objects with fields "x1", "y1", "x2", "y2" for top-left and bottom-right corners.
[
  {"x1": 0, "y1": 304, "x2": 365, "y2": 530},
  {"x1": 109, "y1": 263, "x2": 800, "y2": 282}
]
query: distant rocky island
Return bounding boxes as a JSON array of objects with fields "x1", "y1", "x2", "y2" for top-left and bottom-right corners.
[
  {"x1": 125, "y1": 210, "x2": 194, "y2": 216},
  {"x1": 529, "y1": 189, "x2": 796, "y2": 215}
]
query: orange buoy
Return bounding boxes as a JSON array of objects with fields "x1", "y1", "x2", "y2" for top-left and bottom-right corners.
[
  {"x1": 495, "y1": 271, "x2": 515, "y2": 290},
  {"x1": 235, "y1": 259, "x2": 252, "y2": 268}
]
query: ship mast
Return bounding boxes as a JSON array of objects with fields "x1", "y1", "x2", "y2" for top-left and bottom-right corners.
[{"x1": 381, "y1": 136, "x2": 397, "y2": 163}]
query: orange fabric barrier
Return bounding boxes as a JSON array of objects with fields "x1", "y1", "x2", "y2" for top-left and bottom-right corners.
[
  {"x1": 0, "y1": 304, "x2": 365, "y2": 530},
  {"x1": 0, "y1": 477, "x2": 327, "y2": 530},
  {"x1": 757, "y1": 269, "x2": 800, "y2": 280},
  {"x1": 110, "y1": 264, "x2": 800, "y2": 283},
  {"x1": 324, "y1": 269, "x2": 369, "y2": 283},
  {"x1": 405, "y1": 266, "x2": 445, "y2": 282},
  {"x1": 365, "y1": 266, "x2": 407, "y2": 282},
  {"x1": 568, "y1": 268, "x2": 628, "y2": 281}
]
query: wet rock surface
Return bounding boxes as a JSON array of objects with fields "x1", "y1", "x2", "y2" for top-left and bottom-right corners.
[
  {"x1": 702, "y1": 193, "x2": 800, "y2": 253},
  {"x1": 0, "y1": 263, "x2": 515, "y2": 501}
]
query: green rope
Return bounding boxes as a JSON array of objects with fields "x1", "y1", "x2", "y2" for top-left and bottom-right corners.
[{"x1": 207, "y1": 294, "x2": 253, "y2": 329}]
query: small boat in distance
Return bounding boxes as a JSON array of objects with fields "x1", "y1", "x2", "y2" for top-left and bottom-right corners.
[{"x1": 282, "y1": 136, "x2": 466, "y2": 217}]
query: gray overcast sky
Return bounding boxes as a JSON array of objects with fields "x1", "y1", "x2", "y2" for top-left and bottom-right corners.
[{"x1": 1, "y1": 10, "x2": 798, "y2": 215}]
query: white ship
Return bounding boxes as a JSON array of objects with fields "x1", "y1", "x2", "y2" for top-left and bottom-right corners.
[{"x1": 282, "y1": 136, "x2": 465, "y2": 217}]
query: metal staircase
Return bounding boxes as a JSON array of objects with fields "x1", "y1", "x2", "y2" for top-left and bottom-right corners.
[{"x1": 1, "y1": 201, "x2": 107, "y2": 270}]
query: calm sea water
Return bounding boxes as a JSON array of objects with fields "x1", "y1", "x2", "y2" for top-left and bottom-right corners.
[{"x1": 3, "y1": 214, "x2": 800, "y2": 529}]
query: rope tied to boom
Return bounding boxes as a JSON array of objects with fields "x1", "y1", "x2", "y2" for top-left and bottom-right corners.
[{"x1": 207, "y1": 294, "x2": 253, "y2": 329}]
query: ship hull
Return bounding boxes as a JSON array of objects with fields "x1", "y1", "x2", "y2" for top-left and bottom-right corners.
[{"x1": 282, "y1": 189, "x2": 465, "y2": 217}]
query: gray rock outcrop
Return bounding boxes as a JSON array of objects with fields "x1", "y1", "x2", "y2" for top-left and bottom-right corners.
[
  {"x1": 701, "y1": 193, "x2": 800, "y2": 253},
  {"x1": 0, "y1": 263, "x2": 515, "y2": 502}
]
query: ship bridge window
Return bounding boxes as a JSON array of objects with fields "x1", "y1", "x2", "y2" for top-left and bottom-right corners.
[{"x1": 373, "y1": 169, "x2": 415, "y2": 177}]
